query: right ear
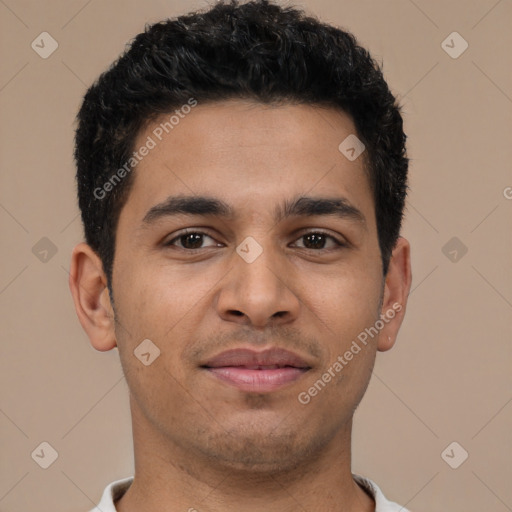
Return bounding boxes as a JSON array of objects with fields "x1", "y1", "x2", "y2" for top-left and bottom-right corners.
[{"x1": 69, "y1": 242, "x2": 117, "y2": 351}]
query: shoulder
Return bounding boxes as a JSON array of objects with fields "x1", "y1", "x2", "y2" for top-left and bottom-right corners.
[
  {"x1": 353, "y1": 474, "x2": 411, "y2": 512},
  {"x1": 87, "y1": 476, "x2": 134, "y2": 512}
]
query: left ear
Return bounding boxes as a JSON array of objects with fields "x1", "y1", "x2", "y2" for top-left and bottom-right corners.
[{"x1": 377, "y1": 236, "x2": 412, "y2": 352}]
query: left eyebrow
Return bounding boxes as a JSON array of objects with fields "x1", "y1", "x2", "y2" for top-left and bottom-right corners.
[
  {"x1": 141, "y1": 194, "x2": 366, "y2": 228},
  {"x1": 275, "y1": 195, "x2": 366, "y2": 227}
]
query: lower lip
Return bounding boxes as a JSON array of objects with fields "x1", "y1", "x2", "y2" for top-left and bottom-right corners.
[{"x1": 205, "y1": 367, "x2": 308, "y2": 392}]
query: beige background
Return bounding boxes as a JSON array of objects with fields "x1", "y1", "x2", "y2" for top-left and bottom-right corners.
[{"x1": 1, "y1": 0, "x2": 511, "y2": 511}]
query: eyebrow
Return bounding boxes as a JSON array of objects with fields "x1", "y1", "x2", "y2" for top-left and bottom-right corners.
[{"x1": 142, "y1": 194, "x2": 366, "y2": 227}]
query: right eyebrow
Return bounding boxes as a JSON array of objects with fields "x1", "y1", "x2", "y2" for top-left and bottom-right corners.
[{"x1": 142, "y1": 195, "x2": 236, "y2": 225}]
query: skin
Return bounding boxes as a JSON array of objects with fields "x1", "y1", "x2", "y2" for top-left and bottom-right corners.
[{"x1": 70, "y1": 99, "x2": 411, "y2": 512}]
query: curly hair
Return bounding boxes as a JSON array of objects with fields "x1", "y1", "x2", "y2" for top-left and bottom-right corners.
[{"x1": 74, "y1": 0, "x2": 408, "y2": 287}]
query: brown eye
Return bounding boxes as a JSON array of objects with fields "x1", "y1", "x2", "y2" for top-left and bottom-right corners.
[
  {"x1": 293, "y1": 231, "x2": 344, "y2": 250},
  {"x1": 165, "y1": 231, "x2": 220, "y2": 250}
]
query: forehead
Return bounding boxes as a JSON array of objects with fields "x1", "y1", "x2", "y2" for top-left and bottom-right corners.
[{"x1": 122, "y1": 100, "x2": 374, "y2": 226}]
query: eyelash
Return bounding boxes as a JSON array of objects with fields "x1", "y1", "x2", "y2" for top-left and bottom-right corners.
[{"x1": 164, "y1": 229, "x2": 346, "y2": 251}]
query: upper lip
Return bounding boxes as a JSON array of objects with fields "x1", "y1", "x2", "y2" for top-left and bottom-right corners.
[{"x1": 201, "y1": 348, "x2": 312, "y2": 369}]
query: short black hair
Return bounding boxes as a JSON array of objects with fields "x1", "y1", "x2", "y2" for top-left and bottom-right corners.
[{"x1": 74, "y1": 0, "x2": 408, "y2": 288}]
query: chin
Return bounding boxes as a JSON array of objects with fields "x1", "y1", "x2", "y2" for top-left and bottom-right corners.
[{"x1": 194, "y1": 416, "x2": 331, "y2": 474}]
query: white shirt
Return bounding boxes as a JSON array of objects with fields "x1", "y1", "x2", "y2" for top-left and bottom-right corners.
[{"x1": 88, "y1": 474, "x2": 410, "y2": 511}]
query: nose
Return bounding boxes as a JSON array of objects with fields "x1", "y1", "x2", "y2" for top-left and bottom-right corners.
[{"x1": 215, "y1": 241, "x2": 301, "y2": 329}]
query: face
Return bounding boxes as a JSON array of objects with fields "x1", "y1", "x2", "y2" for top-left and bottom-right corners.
[{"x1": 73, "y1": 99, "x2": 410, "y2": 473}]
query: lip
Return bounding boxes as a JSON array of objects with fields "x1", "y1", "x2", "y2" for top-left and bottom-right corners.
[{"x1": 201, "y1": 348, "x2": 312, "y2": 393}]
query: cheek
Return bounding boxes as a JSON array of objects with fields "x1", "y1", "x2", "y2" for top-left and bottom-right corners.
[
  {"x1": 307, "y1": 262, "x2": 382, "y2": 338},
  {"x1": 113, "y1": 259, "x2": 193, "y2": 339},
  {"x1": 301, "y1": 264, "x2": 381, "y2": 399},
  {"x1": 112, "y1": 260, "x2": 217, "y2": 389},
  {"x1": 112, "y1": 264, "x2": 200, "y2": 421}
]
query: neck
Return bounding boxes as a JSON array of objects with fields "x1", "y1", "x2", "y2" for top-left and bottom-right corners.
[{"x1": 115, "y1": 396, "x2": 374, "y2": 512}]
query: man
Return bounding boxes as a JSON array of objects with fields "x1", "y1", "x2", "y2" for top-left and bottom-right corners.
[{"x1": 69, "y1": 0, "x2": 412, "y2": 510}]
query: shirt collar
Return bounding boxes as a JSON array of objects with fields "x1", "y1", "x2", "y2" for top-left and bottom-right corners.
[{"x1": 90, "y1": 474, "x2": 410, "y2": 512}]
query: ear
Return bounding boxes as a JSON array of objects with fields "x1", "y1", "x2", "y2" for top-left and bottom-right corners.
[
  {"x1": 377, "y1": 236, "x2": 412, "y2": 352},
  {"x1": 69, "y1": 242, "x2": 117, "y2": 351}
]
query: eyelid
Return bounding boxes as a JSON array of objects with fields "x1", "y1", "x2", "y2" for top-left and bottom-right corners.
[
  {"x1": 164, "y1": 228, "x2": 221, "y2": 248},
  {"x1": 291, "y1": 229, "x2": 347, "y2": 248}
]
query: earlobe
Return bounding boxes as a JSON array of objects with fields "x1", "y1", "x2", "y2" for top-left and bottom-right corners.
[
  {"x1": 377, "y1": 236, "x2": 412, "y2": 352},
  {"x1": 69, "y1": 243, "x2": 117, "y2": 352}
]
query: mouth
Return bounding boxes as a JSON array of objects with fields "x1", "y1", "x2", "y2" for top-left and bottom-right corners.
[{"x1": 201, "y1": 348, "x2": 312, "y2": 393}]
